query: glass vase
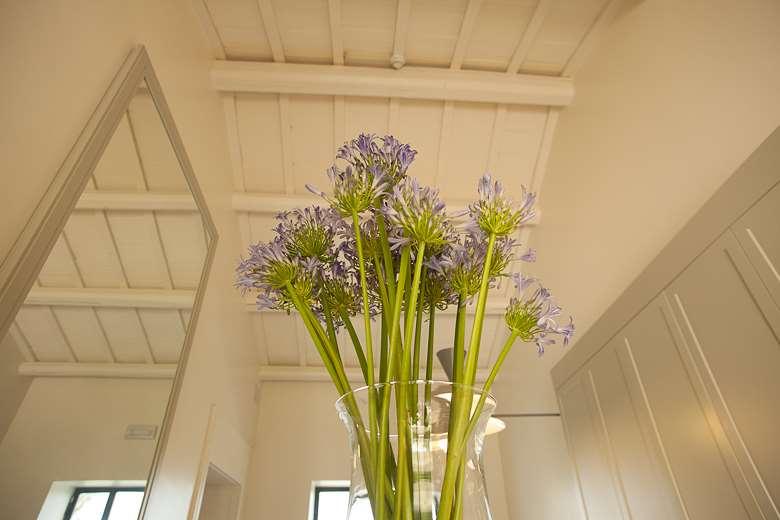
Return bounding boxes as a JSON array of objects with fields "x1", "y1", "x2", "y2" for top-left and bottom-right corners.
[{"x1": 335, "y1": 381, "x2": 496, "y2": 520}]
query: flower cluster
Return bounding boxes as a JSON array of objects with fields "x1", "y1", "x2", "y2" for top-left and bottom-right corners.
[
  {"x1": 468, "y1": 175, "x2": 536, "y2": 236},
  {"x1": 504, "y1": 273, "x2": 575, "y2": 354},
  {"x1": 337, "y1": 134, "x2": 417, "y2": 184},
  {"x1": 383, "y1": 178, "x2": 453, "y2": 250}
]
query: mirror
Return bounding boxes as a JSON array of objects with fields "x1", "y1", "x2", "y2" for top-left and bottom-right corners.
[{"x1": 0, "y1": 48, "x2": 215, "y2": 519}]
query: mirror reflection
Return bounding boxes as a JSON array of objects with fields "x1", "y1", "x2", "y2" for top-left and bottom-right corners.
[{"x1": 0, "y1": 79, "x2": 211, "y2": 519}]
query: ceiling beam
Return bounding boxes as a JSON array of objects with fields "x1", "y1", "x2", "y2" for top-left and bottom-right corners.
[
  {"x1": 506, "y1": 0, "x2": 552, "y2": 74},
  {"x1": 391, "y1": 0, "x2": 412, "y2": 69},
  {"x1": 450, "y1": 0, "x2": 485, "y2": 70},
  {"x1": 256, "y1": 0, "x2": 285, "y2": 62},
  {"x1": 211, "y1": 61, "x2": 574, "y2": 107},
  {"x1": 25, "y1": 287, "x2": 195, "y2": 309},
  {"x1": 76, "y1": 191, "x2": 197, "y2": 211},
  {"x1": 257, "y1": 365, "x2": 490, "y2": 383},
  {"x1": 562, "y1": 0, "x2": 623, "y2": 77},
  {"x1": 231, "y1": 192, "x2": 540, "y2": 224},
  {"x1": 18, "y1": 362, "x2": 177, "y2": 379},
  {"x1": 327, "y1": 0, "x2": 344, "y2": 65}
]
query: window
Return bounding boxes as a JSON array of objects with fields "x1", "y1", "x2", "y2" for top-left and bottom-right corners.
[
  {"x1": 312, "y1": 485, "x2": 349, "y2": 520},
  {"x1": 63, "y1": 487, "x2": 145, "y2": 520}
]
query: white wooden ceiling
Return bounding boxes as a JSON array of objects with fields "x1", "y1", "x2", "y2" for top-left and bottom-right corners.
[
  {"x1": 193, "y1": 0, "x2": 623, "y2": 376},
  {"x1": 6, "y1": 91, "x2": 210, "y2": 377}
]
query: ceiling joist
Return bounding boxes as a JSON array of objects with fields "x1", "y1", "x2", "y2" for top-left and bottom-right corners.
[
  {"x1": 18, "y1": 362, "x2": 177, "y2": 379},
  {"x1": 211, "y1": 61, "x2": 574, "y2": 107},
  {"x1": 76, "y1": 191, "x2": 197, "y2": 211},
  {"x1": 506, "y1": 0, "x2": 552, "y2": 74},
  {"x1": 25, "y1": 287, "x2": 195, "y2": 309}
]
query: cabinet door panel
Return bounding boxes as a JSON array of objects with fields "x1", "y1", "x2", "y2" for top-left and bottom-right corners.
[
  {"x1": 624, "y1": 297, "x2": 751, "y2": 519},
  {"x1": 669, "y1": 231, "x2": 780, "y2": 516},
  {"x1": 559, "y1": 376, "x2": 623, "y2": 520},
  {"x1": 734, "y1": 181, "x2": 780, "y2": 307},
  {"x1": 589, "y1": 343, "x2": 684, "y2": 520}
]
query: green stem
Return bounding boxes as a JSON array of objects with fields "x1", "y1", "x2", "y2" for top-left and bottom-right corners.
[
  {"x1": 337, "y1": 307, "x2": 369, "y2": 385},
  {"x1": 412, "y1": 269, "x2": 426, "y2": 382},
  {"x1": 463, "y1": 232, "x2": 497, "y2": 387},
  {"x1": 425, "y1": 305, "x2": 436, "y2": 383},
  {"x1": 376, "y1": 246, "x2": 411, "y2": 520},
  {"x1": 452, "y1": 293, "x2": 466, "y2": 383}
]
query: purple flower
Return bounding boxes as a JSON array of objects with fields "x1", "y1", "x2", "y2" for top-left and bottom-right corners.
[
  {"x1": 382, "y1": 177, "x2": 453, "y2": 248},
  {"x1": 469, "y1": 174, "x2": 536, "y2": 236},
  {"x1": 519, "y1": 248, "x2": 536, "y2": 262},
  {"x1": 504, "y1": 279, "x2": 574, "y2": 354}
]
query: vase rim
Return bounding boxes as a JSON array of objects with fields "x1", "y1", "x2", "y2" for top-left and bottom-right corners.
[{"x1": 334, "y1": 379, "x2": 497, "y2": 415}]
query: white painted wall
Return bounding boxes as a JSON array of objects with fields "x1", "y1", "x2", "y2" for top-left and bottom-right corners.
[
  {"x1": 241, "y1": 381, "x2": 510, "y2": 520},
  {"x1": 1, "y1": 2, "x2": 259, "y2": 518},
  {"x1": 0, "y1": 334, "x2": 32, "y2": 442},
  {"x1": 0, "y1": 377, "x2": 170, "y2": 519},
  {"x1": 530, "y1": 0, "x2": 780, "y2": 345}
]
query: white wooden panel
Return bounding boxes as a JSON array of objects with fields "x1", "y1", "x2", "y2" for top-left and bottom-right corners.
[
  {"x1": 106, "y1": 210, "x2": 172, "y2": 289},
  {"x1": 251, "y1": 313, "x2": 271, "y2": 364},
  {"x1": 288, "y1": 95, "x2": 335, "y2": 194},
  {"x1": 247, "y1": 213, "x2": 278, "y2": 243},
  {"x1": 37, "y1": 234, "x2": 82, "y2": 287},
  {"x1": 669, "y1": 232, "x2": 780, "y2": 514},
  {"x1": 494, "y1": 105, "x2": 547, "y2": 195},
  {"x1": 205, "y1": 0, "x2": 274, "y2": 60},
  {"x1": 440, "y1": 102, "x2": 494, "y2": 200},
  {"x1": 559, "y1": 375, "x2": 623, "y2": 519},
  {"x1": 128, "y1": 91, "x2": 188, "y2": 191},
  {"x1": 274, "y1": 0, "x2": 331, "y2": 64},
  {"x1": 51, "y1": 306, "x2": 113, "y2": 362},
  {"x1": 523, "y1": 0, "x2": 607, "y2": 74},
  {"x1": 64, "y1": 211, "x2": 125, "y2": 288},
  {"x1": 95, "y1": 308, "x2": 153, "y2": 363},
  {"x1": 405, "y1": 0, "x2": 468, "y2": 67},
  {"x1": 340, "y1": 0, "x2": 395, "y2": 66},
  {"x1": 734, "y1": 181, "x2": 780, "y2": 307},
  {"x1": 301, "y1": 316, "x2": 321, "y2": 367},
  {"x1": 8, "y1": 322, "x2": 36, "y2": 362},
  {"x1": 499, "y1": 416, "x2": 585, "y2": 519},
  {"x1": 463, "y1": 0, "x2": 536, "y2": 71},
  {"x1": 396, "y1": 99, "x2": 443, "y2": 187},
  {"x1": 14, "y1": 307, "x2": 74, "y2": 362},
  {"x1": 155, "y1": 213, "x2": 208, "y2": 289},
  {"x1": 91, "y1": 113, "x2": 147, "y2": 191},
  {"x1": 344, "y1": 97, "x2": 389, "y2": 141},
  {"x1": 138, "y1": 309, "x2": 186, "y2": 363},
  {"x1": 261, "y1": 313, "x2": 300, "y2": 365},
  {"x1": 180, "y1": 309, "x2": 192, "y2": 331},
  {"x1": 623, "y1": 296, "x2": 751, "y2": 520},
  {"x1": 589, "y1": 343, "x2": 684, "y2": 520},
  {"x1": 235, "y1": 93, "x2": 287, "y2": 193}
]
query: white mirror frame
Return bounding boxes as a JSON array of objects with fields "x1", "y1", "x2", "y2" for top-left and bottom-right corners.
[{"x1": 0, "y1": 45, "x2": 218, "y2": 518}]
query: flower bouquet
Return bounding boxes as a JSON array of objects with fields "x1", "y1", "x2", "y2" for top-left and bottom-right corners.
[{"x1": 236, "y1": 134, "x2": 573, "y2": 519}]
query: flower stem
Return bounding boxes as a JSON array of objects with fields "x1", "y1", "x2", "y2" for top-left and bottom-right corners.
[{"x1": 336, "y1": 307, "x2": 369, "y2": 385}]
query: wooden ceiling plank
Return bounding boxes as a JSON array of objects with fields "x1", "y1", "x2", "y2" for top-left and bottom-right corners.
[
  {"x1": 191, "y1": 0, "x2": 227, "y2": 60},
  {"x1": 9, "y1": 322, "x2": 37, "y2": 362},
  {"x1": 487, "y1": 104, "x2": 507, "y2": 173},
  {"x1": 327, "y1": 0, "x2": 344, "y2": 65},
  {"x1": 211, "y1": 61, "x2": 575, "y2": 107},
  {"x1": 562, "y1": 0, "x2": 623, "y2": 78},
  {"x1": 278, "y1": 94, "x2": 295, "y2": 194},
  {"x1": 529, "y1": 107, "x2": 560, "y2": 196},
  {"x1": 450, "y1": 0, "x2": 485, "y2": 70},
  {"x1": 48, "y1": 306, "x2": 78, "y2": 362},
  {"x1": 135, "y1": 308, "x2": 158, "y2": 363},
  {"x1": 256, "y1": 0, "x2": 286, "y2": 62},
  {"x1": 435, "y1": 101, "x2": 454, "y2": 185},
  {"x1": 222, "y1": 94, "x2": 247, "y2": 192},
  {"x1": 391, "y1": 0, "x2": 412, "y2": 68},
  {"x1": 506, "y1": 0, "x2": 553, "y2": 74},
  {"x1": 333, "y1": 96, "x2": 346, "y2": 151},
  {"x1": 388, "y1": 98, "x2": 401, "y2": 136}
]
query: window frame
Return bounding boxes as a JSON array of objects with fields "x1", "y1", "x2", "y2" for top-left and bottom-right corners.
[
  {"x1": 311, "y1": 485, "x2": 350, "y2": 520},
  {"x1": 62, "y1": 486, "x2": 145, "y2": 520}
]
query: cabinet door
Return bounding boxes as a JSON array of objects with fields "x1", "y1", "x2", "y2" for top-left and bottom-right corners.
[
  {"x1": 559, "y1": 375, "x2": 623, "y2": 520},
  {"x1": 733, "y1": 180, "x2": 780, "y2": 307},
  {"x1": 623, "y1": 295, "x2": 752, "y2": 520},
  {"x1": 588, "y1": 342, "x2": 684, "y2": 520},
  {"x1": 668, "y1": 231, "x2": 780, "y2": 518}
]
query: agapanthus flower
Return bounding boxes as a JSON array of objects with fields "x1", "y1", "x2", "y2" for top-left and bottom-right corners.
[
  {"x1": 382, "y1": 178, "x2": 453, "y2": 249},
  {"x1": 275, "y1": 206, "x2": 343, "y2": 261},
  {"x1": 336, "y1": 134, "x2": 417, "y2": 184},
  {"x1": 468, "y1": 174, "x2": 536, "y2": 236},
  {"x1": 307, "y1": 164, "x2": 390, "y2": 216},
  {"x1": 504, "y1": 274, "x2": 574, "y2": 354}
]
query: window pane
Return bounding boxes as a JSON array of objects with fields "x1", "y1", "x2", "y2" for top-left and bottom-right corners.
[
  {"x1": 70, "y1": 492, "x2": 110, "y2": 520},
  {"x1": 107, "y1": 491, "x2": 145, "y2": 520},
  {"x1": 316, "y1": 490, "x2": 349, "y2": 520}
]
